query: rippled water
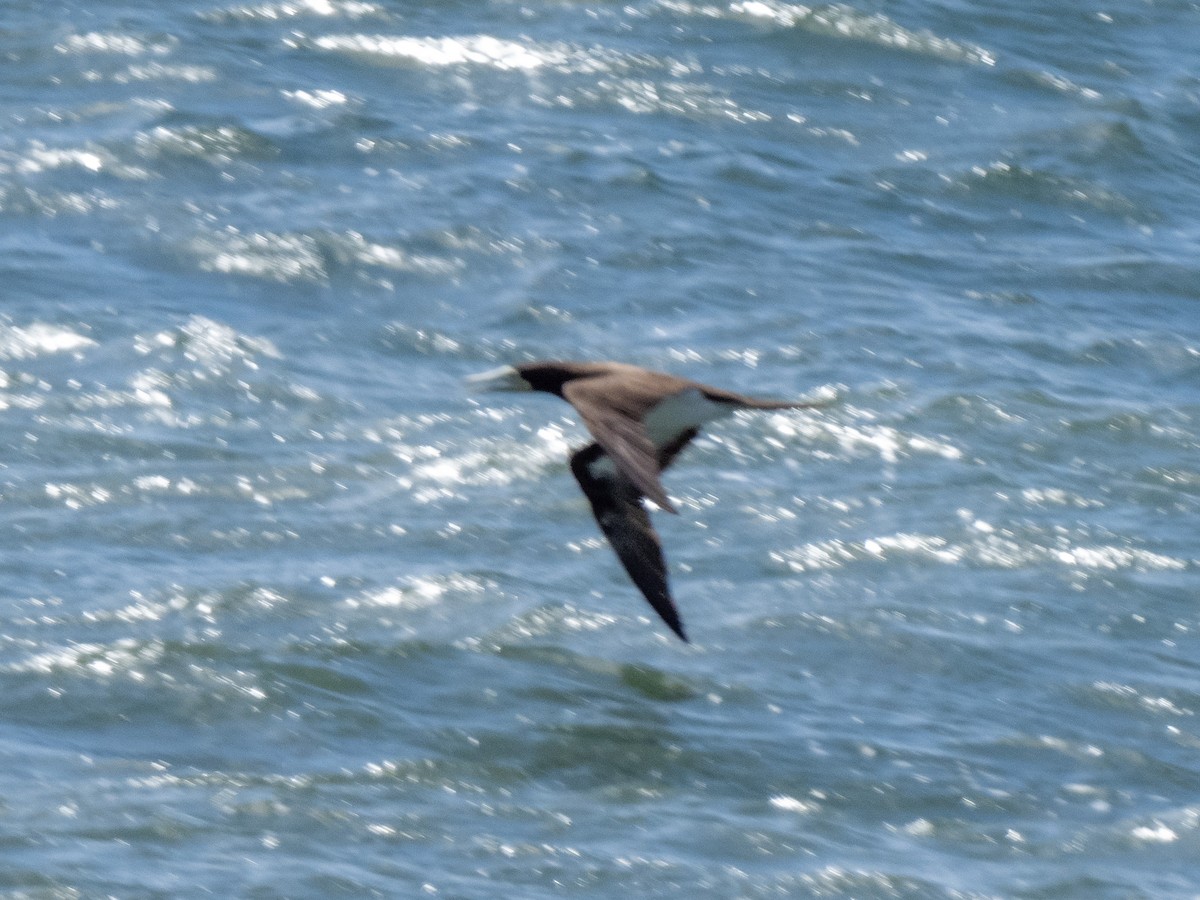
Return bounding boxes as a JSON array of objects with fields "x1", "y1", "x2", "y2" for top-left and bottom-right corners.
[{"x1": 3, "y1": 1, "x2": 1199, "y2": 897}]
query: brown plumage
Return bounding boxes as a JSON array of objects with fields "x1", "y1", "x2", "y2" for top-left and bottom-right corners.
[{"x1": 468, "y1": 360, "x2": 817, "y2": 641}]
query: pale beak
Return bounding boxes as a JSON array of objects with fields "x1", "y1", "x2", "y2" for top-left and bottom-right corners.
[{"x1": 465, "y1": 364, "x2": 530, "y2": 393}]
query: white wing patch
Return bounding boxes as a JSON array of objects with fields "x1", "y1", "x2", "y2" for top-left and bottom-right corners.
[{"x1": 643, "y1": 388, "x2": 734, "y2": 447}]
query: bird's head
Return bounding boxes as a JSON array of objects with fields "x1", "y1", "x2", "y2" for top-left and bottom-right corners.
[{"x1": 466, "y1": 361, "x2": 600, "y2": 398}]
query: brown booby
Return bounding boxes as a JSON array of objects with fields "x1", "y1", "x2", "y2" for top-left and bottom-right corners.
[{"x1": 468, "y1": 360, "x2": 819, "y2": 642}]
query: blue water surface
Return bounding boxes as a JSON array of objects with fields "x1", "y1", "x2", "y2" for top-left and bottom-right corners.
[{"x1": 2, "y1": 1, "x2": 1199, "y2": 897}]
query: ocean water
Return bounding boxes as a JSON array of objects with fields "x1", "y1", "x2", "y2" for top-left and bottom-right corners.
[{"x1": 2, "y1": 0, "x2": 1199, "y2": 896}]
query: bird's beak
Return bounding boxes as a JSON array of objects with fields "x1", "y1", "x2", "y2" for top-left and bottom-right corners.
[{"x1": 465, "y1": 364, "x2": 530, "y2": 393}]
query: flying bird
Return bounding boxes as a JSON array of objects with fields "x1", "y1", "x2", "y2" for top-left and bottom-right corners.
[{"x1": 468, "y1": 360, "x2": 818, "y2": 642}]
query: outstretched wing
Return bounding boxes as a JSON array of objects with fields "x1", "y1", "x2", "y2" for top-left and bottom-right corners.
[
  {"x1": 570, "y1": 444, "x2": 687, "y2": 641},
  {"x1": 564, "y1": 381, "x2": 677, "y2": 513}
]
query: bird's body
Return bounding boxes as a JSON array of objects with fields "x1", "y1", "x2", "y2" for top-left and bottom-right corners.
[{"x1": 468, "y1": 360, "x2": 815, "y2": 641}]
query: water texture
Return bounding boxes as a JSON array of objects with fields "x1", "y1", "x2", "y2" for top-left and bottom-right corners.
[{"x1": 2, "y1": 1, "x2": 1199, "y2": 897}]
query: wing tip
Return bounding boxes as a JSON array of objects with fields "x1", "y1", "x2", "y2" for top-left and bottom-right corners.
[{"x1": 657, "y1": 604, "x2": 688, "y2": 642}]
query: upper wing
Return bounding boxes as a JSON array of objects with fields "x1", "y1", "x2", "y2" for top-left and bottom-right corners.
[
  {"x1": 563, "y1": 381, "x2": 677, "y2": 513},
  {"x1": 570, "y1": 444, "x2": 687, "y2": 641}
]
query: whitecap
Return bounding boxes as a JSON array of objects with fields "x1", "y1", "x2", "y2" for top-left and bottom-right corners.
[
  {"x1": 727, "y1": 1, "x2": 996, "y2": 66},
  {"x1": 767, "y1": 409, "x2": 962, "y2": 464},
  {"x1": 203, "y1": 0, "x2": 382, "y2": 21},
  {"x1": 114, "y1": 62, "x2": 218, "y2": 84},
  {"x1": 0, "y1": 323, "x2": 96, "y2": 360},
  {"x1": 769, "y1": 794, "x2": 819, "y2": 814},
  {"x1": 2, "y1": 142, "x2": 152, "y2": 180},
  {"x1": 394, "y1": 421, "x2": 573, "y2": 498},
  {"x1": 1130, "y1": 822, "x2": 1178, "y2": 843},
  {"x1": 1092, "y1": 681, "x2": 1193, "y2": 717},
  {"x1": 330, "y1": 231, "x2": 463, "y2": 276},
  {"x1": 157, "y1": 314, "x2": 281, "y2": 366},
  {"x1": 55, "y1": 32, "x2": 176, "y2": 56},
  {"x1": 585, "y1": 77, "x2": 770, "y2": 123},
  {"x1": 282, "y1": 87, "x2": 351, "y2": 108},
  {"x1": 345, "y1": 573, "x2": 492, "y2": 610},
  {"x1": 305, "y1": 34, "x2": 564, "y2": 71},
  {"x1": 186, "y1": 230, "x2": 327, "y2": 283},
  {"x1": 772, "y1": 528, "x2": 1189, "y2": 574},
  {"x1": 44, "y1": 482, "x2": 114, "y2": 510},
  {"x1": 5, "y1": 637, "x2": 162, "y2": 679}
]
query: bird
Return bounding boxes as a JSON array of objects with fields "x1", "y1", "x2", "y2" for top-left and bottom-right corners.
[{"x1": 467, "y1": 360, "x2": 819, "y2": 642}]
